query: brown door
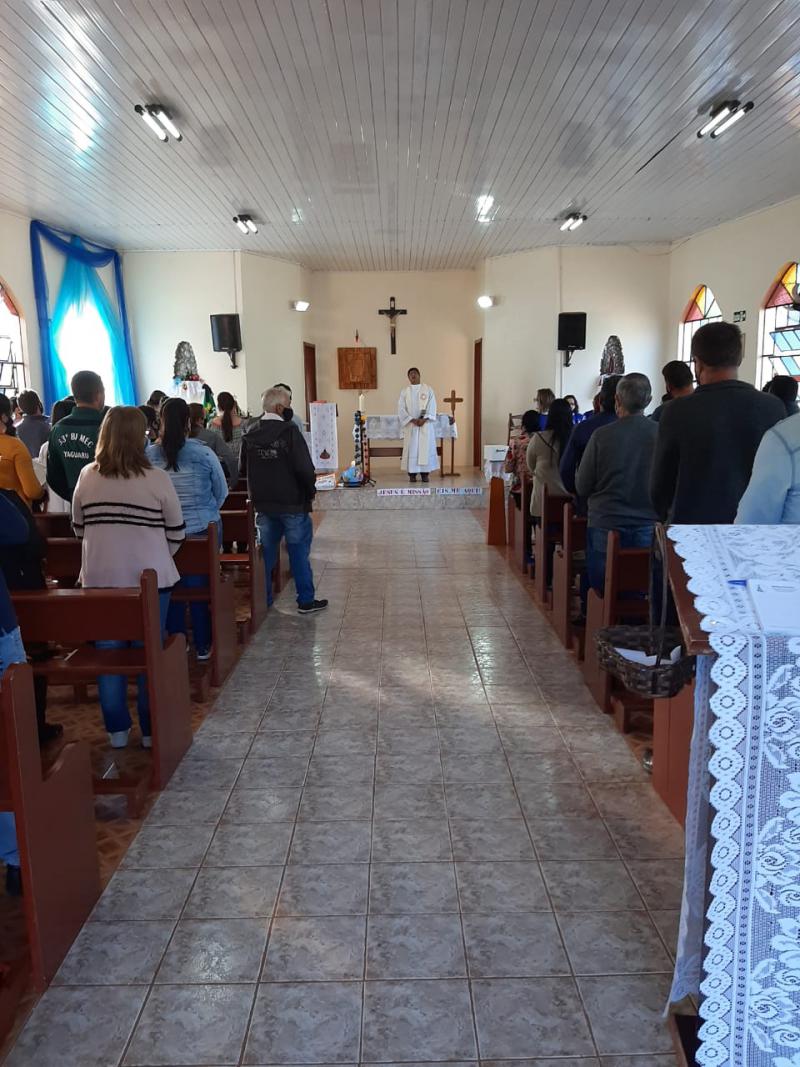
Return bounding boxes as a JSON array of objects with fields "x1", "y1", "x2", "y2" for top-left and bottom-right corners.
[
  {"x1": 303, "y1": 342, "x2": 317, "y2": 426},
  {"x1": 473, "y1": 338, "x2": 482, "y2": 467}
]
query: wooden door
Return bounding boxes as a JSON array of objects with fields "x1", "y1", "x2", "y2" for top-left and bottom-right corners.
[
  {"x1": 303, "y1": 342, "x2": 317, "y2": 426},
  {"x1": 473, "y1": 338, "x2": 482, "y2": 467}
]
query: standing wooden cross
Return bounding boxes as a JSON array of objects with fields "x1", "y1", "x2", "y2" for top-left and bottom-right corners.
[
  {"x1": 377, "y1": 295, "x2": 407, "y2": 355},
  {"x1": 443, "y1": 388, "x2": 463, "y2": 478}
]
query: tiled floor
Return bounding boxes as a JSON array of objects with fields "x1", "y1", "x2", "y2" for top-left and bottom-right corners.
[{"x1": 7, "y1": 510, "x2": 682, "y2": 1066}]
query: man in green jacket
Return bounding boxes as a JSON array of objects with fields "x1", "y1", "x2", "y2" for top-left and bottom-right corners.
[{"x1": 46, "y1": 370, "x2": 106, "y2": 503}]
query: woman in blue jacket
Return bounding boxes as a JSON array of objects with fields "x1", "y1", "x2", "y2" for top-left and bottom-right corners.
[{"x1": 147, "y1": 398, "x2": 228, "y2": 660}]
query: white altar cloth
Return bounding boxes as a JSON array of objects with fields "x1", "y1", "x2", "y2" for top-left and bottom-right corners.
[
  {"x1": 365, "y1": 414, "x2": 458, "y2": 440},
  {"x1": 668, "y1": 525, "x2": 800, "y2": 1067}
]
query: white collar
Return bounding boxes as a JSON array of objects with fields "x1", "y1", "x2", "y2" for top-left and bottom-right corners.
[{"x1": 261, "y1": 412, "x2": 284, "y2": 421}]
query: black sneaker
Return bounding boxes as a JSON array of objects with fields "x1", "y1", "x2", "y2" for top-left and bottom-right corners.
[
  {"x1": 421, "y1": 472, "x2": 429, "y2": 483},
  {"x1": 409, "y1": 474, "x2": 418, "y2": 483},
  {"x1": 298, "y1": 599, "x2": 329, "y2": 615},
  {"x1": 5, "y1": 864, "x2": 22, "y2": 897}
]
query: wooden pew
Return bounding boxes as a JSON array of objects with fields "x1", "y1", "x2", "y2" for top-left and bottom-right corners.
[
  {"x1": 219, "y1": 504, "x2": 267, "y2": 637},
  {"x1": 582, "y1": 531, "x2": 651, "y2": 718},
  {"x1": 222, "y1": 490, "x2": 248, "y2": 512},
  {"x1": 510, "y1": 476, "x2": 533, "y2": 574},
  {"x1": 42, "y1": 537, "x2": 81, "y2": 587},
  {"x1": 0, "y1": 663, "x2": 100, "y2": 999},
  {"x1": 11, "y1": 570, "x2": 192, "y2": 792},
  {"x1": 173, "y1": 524, "x2": 237, "y2": 687},
  {"x1": 551, "y1": 502, "x2": 587, "y2": 651},
  {"x1": 533, "y1": 486, "x2": 571, "y2": 606},
  {"x1": 34, "y1": 512, "x2": 73, "y2": 540}
]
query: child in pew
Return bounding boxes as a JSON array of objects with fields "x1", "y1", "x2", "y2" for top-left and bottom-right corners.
[
  {"x1": 0, "y1": 488, "x2": 62, "y2": 744},
  {"x1": 147, "y1": 398, "x2": 228, "y2": 662},
  {"x1": 71, "y1": 407, "x2": 186, "y2": 749},
  {"x1": 0, "y1": 493, "x2": 37, "y2": 896}
]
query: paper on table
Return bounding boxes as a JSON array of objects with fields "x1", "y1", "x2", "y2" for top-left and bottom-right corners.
[
  {"x1": 747, "y1": 578, "x2": 800, "y2": 634},
  {"x1": 614, "y1": 645, "x2": 683, "y2": 666}
]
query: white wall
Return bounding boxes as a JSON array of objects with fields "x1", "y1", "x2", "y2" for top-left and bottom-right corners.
[
  {"x1": 308, "y1": 270, "x2": 481, "y2": 467},
  {"x1": 123, "y1": 249, "x2": 304, "y2": 415},
  {"x1": 0, "y1": 208, "x2": 40, "y2": 395},
  {"x1": 480, "y1": 244, "x2": 671, "y2": 447},
  {"x1": 668, "y1": 196, "x2": 800, "y2": 384}
]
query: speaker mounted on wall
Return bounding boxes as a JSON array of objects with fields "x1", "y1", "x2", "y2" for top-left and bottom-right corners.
[
  {"x1": 210, "y1": 314, "x2": 242, "y2": 369},
  {"x1": 557, "y1": 312, "x2": 586, "y2": 367}
]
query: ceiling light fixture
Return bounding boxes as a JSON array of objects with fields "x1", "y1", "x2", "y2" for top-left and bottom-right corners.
[
  {"x1": 291, "y1": 300, "x2": 311, "y2": 312},
  {"x1": 291, "y1": 208, "x2": 304, "y2": 224},
  {"x1": 476, "y1": 194, "x2": 495, "y2": 223},
  {"x1": 134, "y1": 104, "x2": 181, "y2": 142},
  {"x1": 560, "y1": 213, "x2": 587, "y2": 232},
  {"x1": 697, "y1": 99, "x2": 754, "y2": 139},
  {"x1": 233, "y1": 214, "x2": 258, "y2": 235},
  {"x1": 476, "y1": 294, "x2": 496, "y2": 309},
  {"x1": 710, "y1": 101, "x2": 754, "y2": 138}
]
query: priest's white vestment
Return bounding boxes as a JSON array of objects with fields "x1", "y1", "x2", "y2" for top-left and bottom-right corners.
[{"x1": 398, "y1": 383, "x2": 439, "y2": 473}]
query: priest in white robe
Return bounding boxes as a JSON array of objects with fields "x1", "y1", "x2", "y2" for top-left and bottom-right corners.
[{"x1": 398, "y1": 367, "x2": 438, "y2": 482}]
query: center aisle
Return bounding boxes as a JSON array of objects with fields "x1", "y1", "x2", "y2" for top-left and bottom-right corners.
[{"x1": 9, "y1": 511, "x2": 681, "y2": 1066}]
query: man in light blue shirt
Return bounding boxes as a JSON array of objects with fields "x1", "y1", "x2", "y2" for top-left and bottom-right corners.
[{"x1": 736, "y1": 413, "x2": 800, "y2": 524}]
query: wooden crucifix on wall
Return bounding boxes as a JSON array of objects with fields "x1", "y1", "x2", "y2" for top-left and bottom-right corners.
[
  {"x1": 444, "y1": 388, "x2": 463, "y2": 477},
  {"x1": 378, "y1": 295, "x2": 407, "y2": 354}
]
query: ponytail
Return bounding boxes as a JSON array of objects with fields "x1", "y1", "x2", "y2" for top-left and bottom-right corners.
[
  {"x1": 159, "y1": 397, "x2": 189, "y2": 471},
  {"x1": 217, "y1": 391, "x2": 236, "y2": 443}
]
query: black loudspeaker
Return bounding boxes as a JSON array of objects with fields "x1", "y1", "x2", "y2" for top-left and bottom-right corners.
[
  {"x1": 211, "y1": 314, "x2": 242, "y2": 368},
  {"x1": 558, "y1": 312, "x2": 587, "y2": 351}
]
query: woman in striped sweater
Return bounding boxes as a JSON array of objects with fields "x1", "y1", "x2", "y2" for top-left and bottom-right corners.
[{"x1": 72, "y1": 407, "x2": 186, "y2": 749}]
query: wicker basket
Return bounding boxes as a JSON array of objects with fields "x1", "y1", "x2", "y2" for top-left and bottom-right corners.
[{"x1": 595, "y1": 525, "x2": 696, "y2": 701}]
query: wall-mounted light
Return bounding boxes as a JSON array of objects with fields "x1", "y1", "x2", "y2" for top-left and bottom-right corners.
[
  {"x1": 233, "y1": 214, "x2": 258, "y2": 234},
  {"x1": 697, "y1": 100, "x2": 754, "y2": 139},
  {"x1": 475, "y1": 194, "x2": 496, "y2": 223},
  {"x1": 560, "y1": 213, "x2": 587, "y2": 232},
  {"x1": 291, "y1": 300, "x2": 311, "y2": 312},
  {"x1": 476, "y1": 294, "x2": 496, "y2": 309},
  {"x1": 134, "y1": 104, "x2": 182, "y2": 142}
]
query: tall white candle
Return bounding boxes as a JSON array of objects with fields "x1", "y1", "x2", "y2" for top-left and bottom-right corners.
[{"x1": 359, "y1": 392, "x2": 366, "y2": 412}]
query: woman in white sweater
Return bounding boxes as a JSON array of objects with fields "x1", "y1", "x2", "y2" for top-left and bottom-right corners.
[{"x1": 72, "y1": 406, "x2": 186, "y2": 749}]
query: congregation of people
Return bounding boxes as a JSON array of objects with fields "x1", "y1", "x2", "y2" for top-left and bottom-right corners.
[
  {"x1": 0, "y1": 373, "x2": 325, "y2": 897},
  {"x1": 507, "y1": 320, "x2": 798, "y2": 601}
]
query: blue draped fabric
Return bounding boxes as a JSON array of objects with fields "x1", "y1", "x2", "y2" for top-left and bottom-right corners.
[{"x1": 29, "y1": 220, "x2": 137, "y2": 410}]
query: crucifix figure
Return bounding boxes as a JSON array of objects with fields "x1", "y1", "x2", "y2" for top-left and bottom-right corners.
[
  {"x1": 378, "y1": 295, "x2": 407, "y2": 355},
  {"x1": 443, "y1": 388, "x2": 463, "y2": 478}
]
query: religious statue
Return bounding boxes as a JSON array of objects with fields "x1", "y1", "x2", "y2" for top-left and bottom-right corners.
[
  {"x1": 599, "y1": 335, "x2": 625, "y2": 380},
  {"x1": 172, "y1": 339, "x2": 215, "y2": 416},
  {"x1": 173, "y1": 339, "x2": 200, "y2": 380}
]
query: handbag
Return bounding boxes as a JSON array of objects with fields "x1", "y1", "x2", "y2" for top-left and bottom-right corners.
[{"x1": 595, "y1": 524, "x2": 695, "y2": 699}]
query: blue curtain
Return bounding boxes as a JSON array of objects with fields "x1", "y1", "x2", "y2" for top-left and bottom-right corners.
[{"x1": 30, "y1": 220, "x2": 137, "y2": 410}]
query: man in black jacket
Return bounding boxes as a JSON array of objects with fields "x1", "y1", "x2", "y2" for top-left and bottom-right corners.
[
  {"x1": 240, "y1": 386, "x2": 327, "y2": 614},
  {"x1": 651, "y1": 322, "x2": 784, "y2": 524}
]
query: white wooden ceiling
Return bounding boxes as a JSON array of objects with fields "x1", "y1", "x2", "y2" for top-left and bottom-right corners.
[{"x1": 2, "y1": 0, "x2": 800, "y2": 270}]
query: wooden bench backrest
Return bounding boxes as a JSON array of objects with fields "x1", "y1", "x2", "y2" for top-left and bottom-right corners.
[
  {"x1": 43, "y1": 537, "x2": 81, "y2": 584},
  {"x1": 173, "y1": 523, "x2": 219, "y2": 580},
  {"x1": 561, "y1": 502, "x2": 587, "y2": 554},
  {"x1": 12, "y1": 570, "x2": 160, "y2": 646},
  {"x1": 218, "y1": 508, "x2": 250, "y2": 545},
  {"x1": 602, "y1": 530, "x2": 651, "y2": 625},
  {"x1": 34, "y1": 513, "x2": 73, "y2": 539},
  {"x1": 533, "y1": 485, "x2": 572, "y2": 601},
  {"x1": 222, "y1": 490, "x2": 248, "y2": 512}
]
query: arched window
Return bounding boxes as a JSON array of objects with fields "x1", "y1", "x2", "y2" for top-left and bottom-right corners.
[
  {"x1": 678, "y1": 284, "x2": 722, "y2": 362},
  {"x1": 757, "y1": 262, "x2": 800, "y2": 388},
  {"x1": 0, "y1": 280, "x2": 27, "y2": 396}
]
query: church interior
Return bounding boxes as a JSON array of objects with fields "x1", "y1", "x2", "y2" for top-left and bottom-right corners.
[{"x1": 1, "y1": 1, "x2": 800, "y2": 1064}]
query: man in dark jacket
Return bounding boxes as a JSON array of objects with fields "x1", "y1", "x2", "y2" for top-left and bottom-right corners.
[
  {"x1": 651, "y1": 322, "x2": 784, "y2": 524},
  {"x1": 240, "y1": 386, "x2": 327, "y2": 614},
  {"x1": 46, "y1": 370, "x2": 105, "y2": 503},
  {"x1": 559, "y1": 374, "x2": 621, "y2": 509}
]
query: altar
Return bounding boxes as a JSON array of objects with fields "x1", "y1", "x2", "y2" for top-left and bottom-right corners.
[{"x1": 364, "y1": 413, "x2": 458, "y2": 476}]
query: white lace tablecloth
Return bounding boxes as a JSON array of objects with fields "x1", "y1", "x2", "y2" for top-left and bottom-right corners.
[
  {"x1": 668, "y1": 525, "x2": 800, "y2": 1067},
  {"x1": 365, "y1": 414, "x2": 458, "y2": 440}
]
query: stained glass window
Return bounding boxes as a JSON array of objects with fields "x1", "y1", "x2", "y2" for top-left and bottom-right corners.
[
  {"x1": 757, "y1": 263, "x2": 800, "y2": 387},
  {"x1": 678, "y1": 285, "x2": 723, "y2": 362}
]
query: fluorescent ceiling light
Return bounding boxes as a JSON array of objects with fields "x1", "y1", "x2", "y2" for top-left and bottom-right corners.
[
  {"x1": 476, "y1": 194, "x2": 495, "y2": 222},
  {"x1": 476, "y1": 294, "x2": 495, "y2": 309},
  {"x1": 292, "y1": 300, "x2": 311, "y2": 312},
  {"x1": 153, "y1": 107, "x2": 182, "y2": 141},
  {"x1": 244, "y1": 217, "x2": 258, "y2": 234},
  {"x1": 233, "y1": 216, "x2": 249, "y2": 234},
  {"x1": 697, "y1": 103, "x2": 733, "y2": 138},
  {"x1": 710, "y1": 101, "x2": 753, "y2": 138},
  {"x1": 568, "y1": 215, "x2": 586, "y2": 231},
  {"x1": 135, "y1": 104, "x2": 167, "y2": 141},
  {"x1": 560, "y1": 218, "x2": 574, "y2": 231}
]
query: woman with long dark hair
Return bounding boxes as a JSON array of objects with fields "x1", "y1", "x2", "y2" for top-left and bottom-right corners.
[
  {"x1": 525, "y1": 397, "x2": 572, "y2": 521},
  {"x1": 209, "y1": 391, "x2": 245, "y2": 455},
  {"x1": 147, "y1": 398, "x2": 228, "y2": 661}
]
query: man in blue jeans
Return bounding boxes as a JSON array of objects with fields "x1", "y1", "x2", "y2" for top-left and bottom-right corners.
[
  {"x1": 575, "y1": 372, "x2": 659, "y2": 593},
  {"x1": 240, "y1": 386, "x2": 327, "y2": 615}
]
